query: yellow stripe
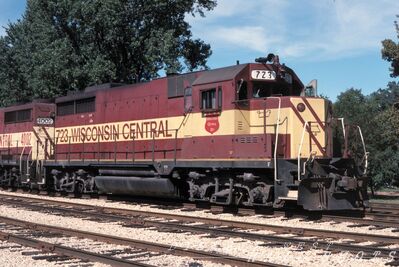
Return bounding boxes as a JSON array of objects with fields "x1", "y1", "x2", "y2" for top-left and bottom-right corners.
[
  {"x1": 54, "y1": 109, "x2": 294, "y2": 144},
  {"x1": 1, "y1": 97, "x2": 328, "y2": 161},
  {"x1": 0, "y1": 131, "x2": 33, "y2": 148},
  {"x1": 290, "y1": 98, "x2": 327, "y2": 158}
]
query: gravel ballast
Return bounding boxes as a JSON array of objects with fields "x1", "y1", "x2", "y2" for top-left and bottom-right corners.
[
  {"x1": 0, "y1": 192, "x2": 394, "y2": 266},
  {"x1": 0, "y1": 240, "x2": 109, "y2": 267}
]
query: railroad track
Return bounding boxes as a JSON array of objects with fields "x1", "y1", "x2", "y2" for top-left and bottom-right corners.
[
  {"x1": 96, "y1": 192, "x2": 399, "y2": 229},
  {"x1": 2, "y1": 194, "x2": 398, "y2": 244},
  {"x1": 0, "y1": 228, "x2": 152, "y2": 267},
  {"x1": 71, "y1": 194, "x2": 399, "y2": 229},
  {"x1": 370, "y1": 202, "x2": 399, "y2": 209},
  {"x1": 369, "y1": 202, "x2": 399, "y2": 215},
  {"x1": 0, "y1": 193, "x2": 398, "y2": 264},
  {"x1": 0, "y1": 215, "x2": 280, "y2": 267},
  {"x1": 2, "y1": 189, "x2": 399, "y2": 229}
]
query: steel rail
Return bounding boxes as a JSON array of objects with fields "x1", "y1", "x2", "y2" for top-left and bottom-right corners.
[
  {"x1": 0, "y1": 215, "x2": 284, "y2": 267},
  {"x1": 370, "y1": 202, "x2": 399, "y2": 209},
  {"x1": 109, "y1": 196, "x2": 399, "y2": 228},
  {"x1": 0, "y1": 230, "x2": 152, "y2": 267},
  {"x1": 214, "y1": 203, "x2": 399, "y2": 229},
  {"x1": 271, "y1": 210, "x2": 399, "y2": 229},
  {"x1": 138, "y1": 219, "x2": 399, "y2": 257},
  {"x1": 7, "y1": 189, "x2": 399, "y2": 217},
  {"x1": 369, "y1": 203, "x2": 399, "y2": 214},
  {"x1": 1, "y1": 201, "x2": 398, "y2": 262},
  {"x1": 363, "y1": 212, "x2": 399, "y2": 221},
  {"x1": 83, "y1": 194, "x2": 399, "y2": 227},
  {"x1": 1, "y1": 194, "x2": 399, "y2": 245}
]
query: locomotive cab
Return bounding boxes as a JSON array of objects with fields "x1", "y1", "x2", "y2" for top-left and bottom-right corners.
[
  {"x1": 180, "y1": 55, "x2": 367, "y2": 210},
  {"x1": 228, "y1": 56, "x2": 369, "y2": 210},
  {"x1": 0, "y1": 101, "x2": 55, "y2": 188}
]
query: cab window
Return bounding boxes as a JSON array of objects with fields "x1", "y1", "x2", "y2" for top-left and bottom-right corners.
[
  {"x1": 252, "y1": 82, "x2": 288, "y2": 98},
  {"x1": 57, "y1": 97, "x2": 95, "y2": 116},
  {"x1": 4, "y1": 109, "x2": 32, "y2": 124},
  {"x1": 200, "y1": 86, "x2": 223, "y2": 112},
  {"x1": 201, "y1": 88, "x2": 216, "y2": 110},
  {"x1": 237, "y1": 80, "x2": 248, "y2": 100}
]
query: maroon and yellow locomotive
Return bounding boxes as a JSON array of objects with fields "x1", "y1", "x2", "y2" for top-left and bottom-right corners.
[{"x1": 0, "y1": 55, "x2": 369, "y2": 210}]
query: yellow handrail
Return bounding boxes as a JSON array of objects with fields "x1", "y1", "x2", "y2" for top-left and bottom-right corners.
[
  {"x1": 268, "y1": 97, "x2": 281, "y2": 182},
  {"x1": 297, "y1": 121, "x2": 309, "y2": 181}
]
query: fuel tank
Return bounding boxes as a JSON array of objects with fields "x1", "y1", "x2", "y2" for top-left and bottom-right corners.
[{"x1": 94, "y1": 176, "x2": 179, "y2": 197}]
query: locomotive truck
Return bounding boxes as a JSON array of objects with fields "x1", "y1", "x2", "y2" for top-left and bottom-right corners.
[{"x1": 0, "y1": 55, "x2": 369, "y2": 210}]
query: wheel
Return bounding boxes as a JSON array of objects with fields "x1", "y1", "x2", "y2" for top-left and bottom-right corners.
[{"x1": 75, "y1": 181, "x2": 84, "y2": 195}]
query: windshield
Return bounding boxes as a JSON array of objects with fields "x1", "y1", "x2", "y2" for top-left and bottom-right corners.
[{"x1": 252, "y1": 81, "x2": 299, "y2": 98}]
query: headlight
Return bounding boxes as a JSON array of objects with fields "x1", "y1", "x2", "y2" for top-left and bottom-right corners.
[{"x1": 297, "y1": 103, "x2": 306, "y2": 112}]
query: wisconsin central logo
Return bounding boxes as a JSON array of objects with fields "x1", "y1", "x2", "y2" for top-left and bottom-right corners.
[{"x1": 205, "y1": 117, "x2": 219, "y2": 134}]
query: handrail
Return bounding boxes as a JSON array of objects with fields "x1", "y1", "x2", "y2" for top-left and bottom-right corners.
[
  {"x1": 338, "y1": 118, "x2": 345, "y2": 139},
  {"x1": 337, "y1": 121, "x2": 369, "y2": 175},
  {"x1": 26, "y1": 149, "x2": 32, "y2": 182},
  {"x1": 173, "y1": 107, "x2": 193, "y2": 164},
  {"x1": 267, "y1": 97, "x2": 281, "y2": 182},
  {"x1": 297, "y1": 121, "x2": 309, "y2": 182},
  {"x1": 235, "y1": 96, "x2": 282, "y2": 182},
  {"x1": 19, "y1": 145, "x2": 27, "y2": 174},
  {"x1": 357, "y1": 126, "x2": 369, "y2": 175}
]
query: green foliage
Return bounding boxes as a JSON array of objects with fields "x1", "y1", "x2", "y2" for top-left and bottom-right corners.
[
  {"x1": 381, "y1": 15, "x2": 399, "y2": 77},
  {"x1": 0, "y1": 0, "x2": 216, "y2": 104},
  {"x1": 333, "y1": 83, "x2": 399, "y2": 189},
  {"x1": 334, "y1": 88, "x2": 372, "y2": 126},
  {"x1": 370, "y1": 82, "x2": 399, "y2": 111},
  {"x1": 368, "y1": 107, "x2": 399, "y2": 188}
]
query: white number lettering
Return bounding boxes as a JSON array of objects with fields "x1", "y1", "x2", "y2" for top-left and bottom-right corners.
[{"x1": 251, "y1": 70, "x2": 276, "y2": 80}]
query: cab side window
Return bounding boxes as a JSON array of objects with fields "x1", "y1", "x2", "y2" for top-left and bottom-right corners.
[
  {"x1": 237, "y1": 80, "x2": 248, "y2": 100},
  {"x1": 57, "y1": 97, "x2": 95, "y2": 116},
  {"x1": 4, "y1": 109, "x2": 32, "y2": 124},
  {"x1": 201, "y1": 88, "x2": 216, "y2": 110},
  {"x1": 200, "y1": 86, "x2": 222, "y2": 112}
]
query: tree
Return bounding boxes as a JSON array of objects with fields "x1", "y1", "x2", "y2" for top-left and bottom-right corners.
[
  {"x1": 0, "y1": 0, "x2": 216, "y2": 104},
  {"x1": 368, "y1": 106, "x2": 399, "y2": 188},
  {"x1": 382, "y1": 15, "x2": 399, "y2": 77},
  {"x1": 0, "y1": 22, "x2": 35, "y2": 106},
  {"x1": 333, "y1": 88, "x2": 371, "y2": 126},
  {"x1": 369, "y1": 82, "x2": 399, "y2": 111}
]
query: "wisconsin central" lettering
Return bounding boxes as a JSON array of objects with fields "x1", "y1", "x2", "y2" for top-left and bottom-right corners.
[{"x1": 55, "y1": 120, "x2": 173, "y2": 143}]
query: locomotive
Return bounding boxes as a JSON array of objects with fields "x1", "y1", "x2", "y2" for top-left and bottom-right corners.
[{"x1": 0, "y1": 54, "x2": 369, "y2": 210}]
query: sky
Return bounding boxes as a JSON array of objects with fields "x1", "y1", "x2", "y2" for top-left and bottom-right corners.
[
  {"x1": 0, "y1": 0, "x2": 398, "y2": 100},
  {"x1": 0, "y1": 1, "x2": 25, "y2": 36}
]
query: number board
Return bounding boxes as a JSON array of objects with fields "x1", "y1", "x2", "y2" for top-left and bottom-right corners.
[
  {"x1": 251, "y1": 70, "x2": 276, "y2": 80},
  {"x1": 36, "y1": 117, "x2": 54, "y2": 126}
]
